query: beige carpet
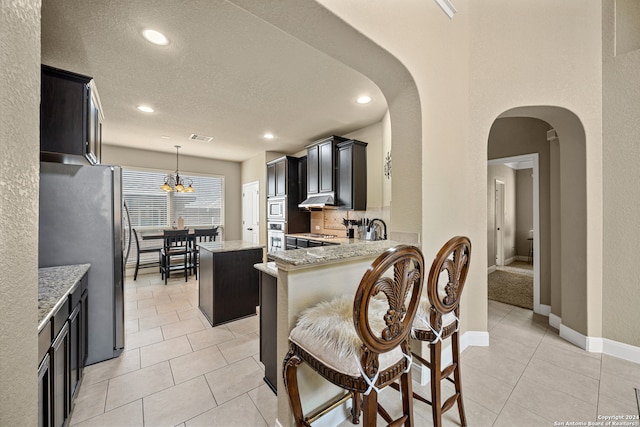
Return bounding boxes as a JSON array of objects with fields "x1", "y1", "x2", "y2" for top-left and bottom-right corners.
[{"x1": 488, "y1": 269, "x2": 533, "y2": 309}]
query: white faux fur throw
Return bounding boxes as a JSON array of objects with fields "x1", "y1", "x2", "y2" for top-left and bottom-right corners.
[{"x1": 293, "y1": 294, "x2": 390, "y2": 359}]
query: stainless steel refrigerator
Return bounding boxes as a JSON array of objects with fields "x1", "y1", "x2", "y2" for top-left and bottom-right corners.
[{"x1": 39, "y1": 162, "x2": 126, "y2": 365}]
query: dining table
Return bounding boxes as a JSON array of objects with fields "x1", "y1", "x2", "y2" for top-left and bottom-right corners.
[{"x1": 137, "y1": 228, "x2": 218, "y2": 241}]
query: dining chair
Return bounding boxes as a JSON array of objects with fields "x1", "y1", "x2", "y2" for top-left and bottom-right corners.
[
  {"x1": 283, "y1": 244, "x2": 425, "y2": 427},
  {"x1": 390, "y1": 236, "x2": 471, "y2": 427},
  {"x1": 160, "y1": 229, "x2": 191, "y2": 285},
  {"x1": 191, "y1": 227, "x2": 219, "y2": 278},
  {"x1": 132, "y1": 228, "x2": 162, "y2": 281}
]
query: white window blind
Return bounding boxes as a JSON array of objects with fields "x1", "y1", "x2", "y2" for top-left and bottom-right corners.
[
  {"x1": 172, "y1": 174, "x2": 224, "y2": 227},
  {"x1": 122, "y1": 168, "x2": 224, "y2": 229},
  {"x1": 122, "y1": 169, "x2": 169, "y2": 228}
]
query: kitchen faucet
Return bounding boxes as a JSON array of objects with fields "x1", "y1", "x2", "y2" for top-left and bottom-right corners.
[{"x1": 366, "y1": 218, "x2": 387, "y2": 240}]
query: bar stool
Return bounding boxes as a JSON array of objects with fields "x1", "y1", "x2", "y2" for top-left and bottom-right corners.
[
  {"x1": 283, "y1": 245, "x2": 425, "y2": 427},
  {"x1": 395, "y1": 236, "x2": 471, "y2": 427}
]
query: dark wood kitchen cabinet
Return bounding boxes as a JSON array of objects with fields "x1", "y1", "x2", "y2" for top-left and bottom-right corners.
[
  {"x1": 265, "y1": 156, "x2": 309, "y2": 233},
  {"x1": 38, "y1": 271, "x2": 89, "y2": 427},
  {"x1": 51, "y1": 321, "x2": 69, "y2": 427},
  {"x1": 266, "y1": 163, "x2": 277, "y2": 197},
  {"x1": 267, "y1": 156, "x2": 303, "y2": 198},
  {"x1": 266, "y1": 157, "x2": 290, "y2": 198},
  {"x1": 40, "y1": 64, "x2": 103, "y2": 165},
  {"x1": 68, "y1": 279, "x2": 88, "y2": 404},
  {"x1": 336, "y1": 139, "x2": 368, "y2": 210},
  {"x1": 305, "y1": 135, "x2": 348, "y2": 197}
]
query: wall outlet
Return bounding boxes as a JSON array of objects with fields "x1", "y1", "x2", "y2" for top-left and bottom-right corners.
[{"x1": 315, "y1": 225, "x2": 320, "y2": 230}]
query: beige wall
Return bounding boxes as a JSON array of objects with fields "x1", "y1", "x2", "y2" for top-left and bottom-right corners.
[
  {"x1": 102, "y1": 145, "x2": 243, "y2": 241},
  {"x1": 550, "y1": 138, "x2": 562, "y2": 317},
  {"x1": 487, "y1": 165, "x2": 517, "y2": 266},
  {"x1": 516, "y1": 169, "x2": 534, "y2": 258},
  {"x1": 603, "y1": 0, "x2": 640, "y2": 346},
  {"x1": 470, "y1": 1, "x2": 603, "y2": 338},
  {"x1": 0, "y1": 0, "x2": 40, "y2": 424}
]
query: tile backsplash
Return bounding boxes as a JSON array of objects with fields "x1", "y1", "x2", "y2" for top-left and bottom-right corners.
[{"x1": 310, "y1": 207, "x2": 390, "y2": 237}]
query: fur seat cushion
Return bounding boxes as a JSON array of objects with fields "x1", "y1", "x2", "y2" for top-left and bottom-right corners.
[{"x1": 289, "y1": 294, "x2": 405, "y2": 377}]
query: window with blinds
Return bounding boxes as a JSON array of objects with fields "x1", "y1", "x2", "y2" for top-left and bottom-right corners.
[{"x1": 122, "y1": 169, "x2": 225, "y2": 229}]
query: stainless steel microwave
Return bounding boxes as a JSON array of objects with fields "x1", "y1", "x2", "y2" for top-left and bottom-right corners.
[{"x1": 267, "y1": 197, "x2": 286, "y2": 221}]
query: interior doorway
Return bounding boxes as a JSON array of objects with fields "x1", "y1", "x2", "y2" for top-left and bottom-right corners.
[
  {"x1": 488, "y1": 154, "x2": 541, "y2": 314},
  {"x1": 242, "y1": 181, "x2": 260, "y2": 244}
]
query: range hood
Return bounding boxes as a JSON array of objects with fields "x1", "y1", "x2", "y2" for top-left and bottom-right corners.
[{"x1": 298, "y1": 194, "x2": 334, "y2": 209}]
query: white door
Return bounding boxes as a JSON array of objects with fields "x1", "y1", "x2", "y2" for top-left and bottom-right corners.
[
  {"x1": 495, "y1": 180, "x2": 505, "y2": 266},
  {"x1": 242, "y1": 181, "x2": 260, "y2": 244}
]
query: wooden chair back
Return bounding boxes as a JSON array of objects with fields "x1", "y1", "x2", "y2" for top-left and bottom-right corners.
[
  {"x1": 425, "y1": 236, "x2": 471, "y2": 329},
  {"x1": 193, "y1": 227, "x2": 218, "y2": 243},
  {"x1": 353, "y1": 244, "x2": 424, "y2": 373},
  {"x1": 163, "y1": 229, "x2": 190, "y2": 251}
]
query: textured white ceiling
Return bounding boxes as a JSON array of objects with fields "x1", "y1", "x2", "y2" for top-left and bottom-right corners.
[{"x1": 41, "y1": 0, "x2": 387, "y2": 162}]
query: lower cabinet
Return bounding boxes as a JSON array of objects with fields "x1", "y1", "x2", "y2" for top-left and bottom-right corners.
[
  {"x1": 38, "y1": 274, "x2": 88, "y2": 427},
  {"x1": 51, "y1": 322, "x2": 69, "y2": 427},
  {"x1": 69, "y1": 289, "x2": 87, "y2": 403},
  {"x1": 285, "y1": 236, "x2": 341, "y2": 250},
  {"x1": 38, "y1": 354, "x2": 51, "y2": 427}
]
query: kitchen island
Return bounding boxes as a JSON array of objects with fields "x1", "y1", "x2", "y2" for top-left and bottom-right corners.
[
  {"x1": 198, "y1": 240, "x2": 264, "y2": 326},
  {"x1": 267, "y1": 240, "x2": 402, "y2": 426}
]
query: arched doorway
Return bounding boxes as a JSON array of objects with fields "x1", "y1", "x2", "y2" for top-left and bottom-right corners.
[{"x1": 488, "y1": 106, "x2": 592, "y2": 349}]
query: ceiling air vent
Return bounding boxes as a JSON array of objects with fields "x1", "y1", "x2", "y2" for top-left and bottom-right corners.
[{"x1": 189, "y1": 134, "x2": 213, "y2": 143}]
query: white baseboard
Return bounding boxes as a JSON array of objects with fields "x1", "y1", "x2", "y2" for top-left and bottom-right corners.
[
  {"x1": 516, "y1": 255, "x2": 529, "y2": 262},
  {"x1": 275, "y1": 419, "x2": 283, "y2": 427},
  {"x1": 559, "y1": 323, "x2": 587, "y2": 350},
  {"x1": 505, "y1": 256, "x2": 516, "y2": 265},
  {"x1": 536, "y1": 304, "x2": 551, "y2": 316},
  {"x1": 549, "y1": 313, "x2": 561, "y2": 329},
  {"x1": 461, "y1": 331, "x2": 490, "y2": 348},
  {"x1": 488, "y1": 265, "x2": 496, "y2": 274},
  {"x1": 557, "y1": 320, "x2": 640, "y2": 363},
  {"x1": 603, "y1": 338, "x2": 640, "y2": 363}
]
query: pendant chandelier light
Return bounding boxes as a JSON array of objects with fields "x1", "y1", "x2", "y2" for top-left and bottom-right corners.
[{"x1": 160, "y1": 145, "x2": 195, "y2": 193}]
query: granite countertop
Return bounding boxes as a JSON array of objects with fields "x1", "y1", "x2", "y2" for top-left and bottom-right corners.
[
  {"x1": 254, "y1": 262, "x2": 277, "y2": 277},
  {"x1": 38, "y1": 264, "x2": 90, "y2": 332},
  {"x1": 268, "y1": 240, "x2": 402, "y2": 270},
  {"x1": 199, "y1": 240, "x2": 265, "y2": 253}
]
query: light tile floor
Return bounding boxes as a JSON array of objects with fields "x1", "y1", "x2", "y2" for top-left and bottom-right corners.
[{"x1": 70, "y1": 274, "x2": 640, "y2": 426}]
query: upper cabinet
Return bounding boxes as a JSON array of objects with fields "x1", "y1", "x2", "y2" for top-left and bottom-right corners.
[
  {"x1": 336, "y1": 140, "x2": 368, "y2": 210},
  {"x1": 267, "y1": 156, "x2": 300, "y2": 198},
  {"x1": 40, "y1": 65, "x2": 103, "y2": 165},
  {"x1": 305, "y1": 135, "x2": 348, "y2": 197}
]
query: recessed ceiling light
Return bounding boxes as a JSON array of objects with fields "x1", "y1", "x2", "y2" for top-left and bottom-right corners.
[
  {"x1": 356, "y1": 96, "x2": 372, "y2": 104},
  {"x1": 137, "y1": 105, "x2": 154, "y2": 113},
  {"x1": 142, "y1": 29, "x2": 169, "y2": 46},
  {"x1": 264, "y1": 133, "x2": 275, "y2": 140}
]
